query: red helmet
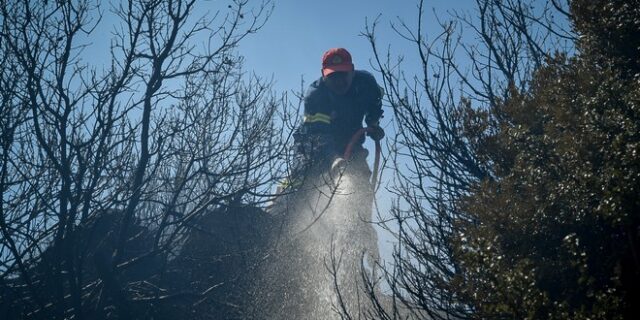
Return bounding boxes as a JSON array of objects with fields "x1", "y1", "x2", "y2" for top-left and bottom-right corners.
[{"x1": 321, "y1": 48, "x2": 354, "y2": 77}]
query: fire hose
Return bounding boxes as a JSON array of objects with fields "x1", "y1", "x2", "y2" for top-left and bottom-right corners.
[{"x1": 342, "y1": 127, "x2": 382, "y2": 187}]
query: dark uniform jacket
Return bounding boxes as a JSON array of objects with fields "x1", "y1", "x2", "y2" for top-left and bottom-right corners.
[{"x1": 296, "y1": 70, "x2": 383, "y2": 158}]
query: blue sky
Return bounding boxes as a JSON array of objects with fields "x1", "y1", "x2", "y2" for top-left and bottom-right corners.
[
  {"x1": 238, "y1": 0, "x2": 469, "y2": 95},
  {"x1": 82, "y1": 0, "x2": 473, "y2": 105}
]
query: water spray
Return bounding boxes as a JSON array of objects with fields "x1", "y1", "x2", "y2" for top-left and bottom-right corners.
[{"x1": 253, "y1": 127, "x2": 383, "y2": 319}]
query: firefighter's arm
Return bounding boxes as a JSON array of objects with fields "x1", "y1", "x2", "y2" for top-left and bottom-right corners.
[
  {"x1": 296, "y1": 83, "x2": 336, "y2": 155},
  {"x1": 302, "y1": 83, "x2": 332, "y2": 135}
]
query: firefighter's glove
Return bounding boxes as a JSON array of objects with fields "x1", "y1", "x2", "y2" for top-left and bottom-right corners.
[{"x1": 367, "y1": 125, "x2": 385, "y2": 141}]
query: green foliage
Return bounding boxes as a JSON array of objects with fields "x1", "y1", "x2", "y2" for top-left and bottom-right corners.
[{"x1": 454, "y1": 1, "x2": 640, "y2": 318}]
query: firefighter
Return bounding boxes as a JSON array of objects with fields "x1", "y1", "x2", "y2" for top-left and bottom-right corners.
[{"x1": 285, "y1": 47, "x2": 384, "y2": 189}]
